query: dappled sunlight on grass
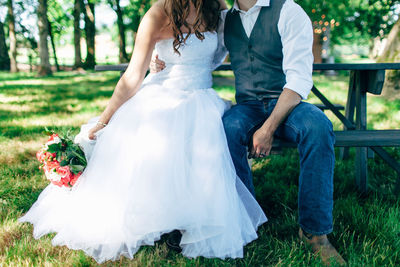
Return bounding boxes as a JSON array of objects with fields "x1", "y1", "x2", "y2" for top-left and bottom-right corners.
[
  {"x1": 6, "y1": 112, "x2": 95, "y2": 128},
  {"x1": 0, "y1": 73, "x2": 117, "y2": 88},
  {"x1": 0, "y1": 93, "x2": 44, "y2": 104},
  {"x1": 0, "y1": 103, "x2": 36, "y2": 113},
  {"x1": 0, "y1": 138, "x2": 41, "y2": 165}
]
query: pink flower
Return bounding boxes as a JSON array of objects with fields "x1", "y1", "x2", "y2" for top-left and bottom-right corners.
[
  {"x1": 52, "y1": 180, "x2": 63, "y2": 187},
  {"x1": 43, "y1": 160, "x2": 60, "y2": 173},
  {"x1": 36, "y1": 150, "x2": 44, "y2": 162},
  {"x1": 56, "y1": 166, "x2": 71, "y2": 179}
]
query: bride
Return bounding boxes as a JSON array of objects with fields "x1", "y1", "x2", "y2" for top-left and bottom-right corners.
[{"x1": 19, "y1": 0, "x2": 267, "y2": 263}]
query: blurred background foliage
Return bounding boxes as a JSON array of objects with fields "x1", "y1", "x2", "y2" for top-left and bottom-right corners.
[{"x1": 0, "y1": 0, "x2": 399, "y2": 73}]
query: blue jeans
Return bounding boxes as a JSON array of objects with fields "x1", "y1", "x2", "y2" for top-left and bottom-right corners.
[{"x1": 222, "y1": 99, "x2": 335, "y2": 235}]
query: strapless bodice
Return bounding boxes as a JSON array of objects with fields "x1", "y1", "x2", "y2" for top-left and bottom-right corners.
[{"x1": 142, "y1": 32, "x2": 218, "y2": 90}]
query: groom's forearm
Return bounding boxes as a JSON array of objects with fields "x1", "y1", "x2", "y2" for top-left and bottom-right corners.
[{"x1": 260, "y1": 88, "x2": 301, "y2": 134}]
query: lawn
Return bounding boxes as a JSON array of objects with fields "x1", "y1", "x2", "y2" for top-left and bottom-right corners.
[{"x1": 0, "y1": 71, "x2": 399, "y2": 266}]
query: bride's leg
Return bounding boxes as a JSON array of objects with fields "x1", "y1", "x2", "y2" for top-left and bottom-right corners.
[{"x1": 222, "y1": 100, "x2": 267, "y2": 196}]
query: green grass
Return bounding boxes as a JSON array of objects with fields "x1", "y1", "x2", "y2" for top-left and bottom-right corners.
[{"x1": 1, "y1": 71, "x2": 400, "y2": 266}]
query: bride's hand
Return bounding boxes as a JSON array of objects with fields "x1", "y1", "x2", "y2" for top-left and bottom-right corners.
[{"x1": 88, "y1": 124, "x2": 105, "y2": 140}]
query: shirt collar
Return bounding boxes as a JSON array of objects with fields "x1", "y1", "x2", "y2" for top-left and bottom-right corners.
[{"x1": 233, "y1": 0, "x2": 270, "y2": 11}]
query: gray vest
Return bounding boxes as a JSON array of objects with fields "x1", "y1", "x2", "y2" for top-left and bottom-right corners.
[{"x1": 224, "y1": 0, "x2": 286, "y2": 103}]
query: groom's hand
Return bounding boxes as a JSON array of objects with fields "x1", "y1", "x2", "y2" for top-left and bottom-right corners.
[
  {"x1": 249, "y1": 127, "x2": 274, "y2": 158},
  {"x1": 248, "y1": 89, "x2": 302, "y2": 159},
  {"x1": 149, "y1": 55, "x2": 165, "y2": 73}
]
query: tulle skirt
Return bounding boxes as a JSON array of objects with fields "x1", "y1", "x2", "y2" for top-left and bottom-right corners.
[{"x1": 19, "y1": 83, "x2": 267, "y2": 263}]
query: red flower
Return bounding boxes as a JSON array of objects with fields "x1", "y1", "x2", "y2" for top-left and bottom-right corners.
[
  {"x1": 61, "y1": 176, "x2": 71, "y2": 185},
  {"x1": 70, "y1": 172, "x2": 81, "y2": 186},
  {"x1": 48, "y1": 133, "x2": 59, "y2": 142}
]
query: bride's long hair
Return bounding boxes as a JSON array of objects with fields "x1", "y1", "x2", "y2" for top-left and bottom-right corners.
[{"x1": 164, "y1": 0, "x2": 221, "y2": 54}]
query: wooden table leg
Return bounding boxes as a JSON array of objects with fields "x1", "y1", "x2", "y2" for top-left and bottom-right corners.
[
  {"x1": 355, "y1": 71, "x2": 368, "y2": 194},
  {"x1": 340, "y1": 72, "x2": 356, "y2": 160}
]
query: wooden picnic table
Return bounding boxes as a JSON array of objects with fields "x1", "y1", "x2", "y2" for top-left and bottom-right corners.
[
  {"x1": 310, "y1": 63, "x2": 400, "y2": 194},
  {"x1": 95, "y1": 62, "x2": 400, "y2": 194}
]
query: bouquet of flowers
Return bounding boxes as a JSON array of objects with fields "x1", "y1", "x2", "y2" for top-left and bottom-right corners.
[{"x1": 36, "y1": 129, "x2": 87, "y2": 188}]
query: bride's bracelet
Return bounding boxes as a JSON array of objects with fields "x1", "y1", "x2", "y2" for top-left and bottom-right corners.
[{"x1": 97, "y1": 121, "x2": 107, "y2": 127}]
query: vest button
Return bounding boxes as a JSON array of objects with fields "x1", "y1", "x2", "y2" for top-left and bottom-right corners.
[
  {"x1": 248, "y1": 44, "x2": 252, "y2": 49},
  {"x1": 250, "y1": 55, "x2": 255, "y2": 61},
  {"x1": 251, "y1": 69, "x2": 257, "y2": 74}
]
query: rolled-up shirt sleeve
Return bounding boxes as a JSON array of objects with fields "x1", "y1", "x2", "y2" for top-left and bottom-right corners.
[{"x1": 278, "y1": 1, "x2": 314, "y2": 99}]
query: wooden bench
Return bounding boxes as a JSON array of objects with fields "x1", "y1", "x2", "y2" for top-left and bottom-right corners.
[{"x1": 95, "y1": 62, "x2": 400, "y2": 194}]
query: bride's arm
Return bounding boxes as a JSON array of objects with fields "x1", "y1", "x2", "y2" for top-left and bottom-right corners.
[{"x1": 89, "y1": 3, "x2": 166, "y2": 140}]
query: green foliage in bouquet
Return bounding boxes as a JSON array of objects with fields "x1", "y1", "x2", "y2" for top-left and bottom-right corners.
[{"x1": 44, "y1": 127, "x2": 87, "y2": 175}]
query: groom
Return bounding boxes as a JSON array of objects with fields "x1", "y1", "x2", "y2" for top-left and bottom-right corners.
[
  {"x1": 152, "y1": 0, "x2": 345, "y2": 265},
  {"x1": 221, "y1": 0, "x2": 346, "y2": 265}
]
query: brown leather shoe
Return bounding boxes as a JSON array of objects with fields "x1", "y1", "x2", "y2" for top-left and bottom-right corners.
[{"x1": 299, "y1": 228, "x2": 346, "y2": 266}]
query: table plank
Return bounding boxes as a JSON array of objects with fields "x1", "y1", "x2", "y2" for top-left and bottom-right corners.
[
  {"x1": 95, "y1": 64, "x2": 128, "y2": 71},
  {"x1": 273, "y1": 130, "x2": 400, "y2": 148},
  {"x1": 313, "y1": 63, "x2": 400, "y2": 71},
  {"x1": 94, "y1": 62, "x2": 400, "y2": 72}
]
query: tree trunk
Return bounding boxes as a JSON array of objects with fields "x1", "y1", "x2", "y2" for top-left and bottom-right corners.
[
  {"x1": 37, "y1": 0, "x2": 52, "y2": 76},
  {"x1": 113, "y1": 0, "x2": 128, "y2": 63},
  {"x1": 73, "y1": 0, "x2": 82, "y2": 69},
  {"x1": 378, "y1": 17, "x2": 400, "y2": 63},
  {"x1": 7, "y1": 0, "x2": 18, "y2": 72},
  {"x1": 48, "y1": 20, "x2": 60, "y2": 71},
  {"x1": 0, "y1": 21, "x2": 11, "y2": 71},
  {"x1": 312, "y1": 32, "x2": 322, "y2": 63},
  {"x1": 82, "y1": 0, "x2": 95, "y2": 69},
  {"x1": 377, "y1": 17, "x2": 400, "y2": 98}
]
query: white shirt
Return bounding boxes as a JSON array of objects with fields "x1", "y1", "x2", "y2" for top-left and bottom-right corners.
[{"x1": 221, "y1": 0, "x2": 314, "y2": 99}]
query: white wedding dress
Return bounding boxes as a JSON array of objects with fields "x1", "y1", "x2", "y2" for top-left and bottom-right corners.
[{"x1": 19, "y1": 31, "x2": 267, "y2": 263}]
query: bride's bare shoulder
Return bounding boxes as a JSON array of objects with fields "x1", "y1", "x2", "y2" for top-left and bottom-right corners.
[
  {"x1": 139, "y1": 0, "x2": 169, "y2": 38},
  {"x1": 145, "y1": 0, "x2": 168, "y2": 25}
]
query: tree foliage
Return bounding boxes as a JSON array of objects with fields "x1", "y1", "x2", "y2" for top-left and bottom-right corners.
[
  {"x1": 47, "y1": 0, "x2": 73, "y2": 44},
  {"x1": 296, "y1": 0, "x2": 400, "y2": 45},
  {"x1": 124, "y1": 0, "x2": 153, "y2": 34}
]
